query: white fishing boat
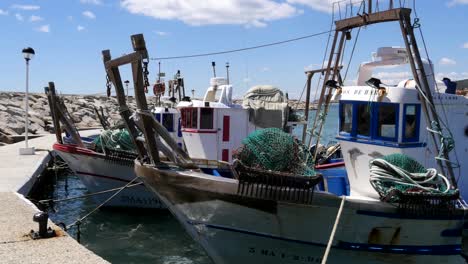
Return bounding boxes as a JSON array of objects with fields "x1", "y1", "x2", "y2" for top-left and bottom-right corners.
[
  {"x1": 133, "y1": 2, "x2": 468, "y2": 263},
  {"x1": 177, "y1": 76, "x2": 298, "y2": 163}
]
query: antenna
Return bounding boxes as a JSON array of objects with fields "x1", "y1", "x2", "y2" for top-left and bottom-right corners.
[
  {"x1": 226, "y1": 62, "x2": 230, "y2": 84},
  {"x1": 158, "y1": 61, "x2": 161, "y2": 82},
  {"x1": 212, "y1": 61, "x2": 216, "y2": 77}
]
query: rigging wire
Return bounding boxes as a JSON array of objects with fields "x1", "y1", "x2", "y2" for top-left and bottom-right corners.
[
  {"x1": 150, "y1": 30, "x2": 333, "y2": 61},
  {"x1": 412, "y1": 0, "x2": 461, "y2": 180}
]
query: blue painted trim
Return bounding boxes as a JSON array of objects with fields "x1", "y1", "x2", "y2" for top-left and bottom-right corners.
[
  {"x1": 187, "y1": 221, "x2": 461, "y2": 255},
  {"x1": 356, "y1": 210, "x2": 464, "y2": 220},
  {"x1": 337, "y1": 136, "x2": 426, "y2": 148},
  {"x1": 177, "y1": 118, "x2": 182, "y2": 137},
  {"x1": 337, "y1": 241, "x2": 460, "y2": 255},
  {"x1": 402, "y1": 104, "x2": 421, "y2": 143}
]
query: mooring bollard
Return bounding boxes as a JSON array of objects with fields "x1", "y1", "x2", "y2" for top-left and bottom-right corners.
[{"x1": 30, "y1": 212, "x2": 56, "y2": 239}]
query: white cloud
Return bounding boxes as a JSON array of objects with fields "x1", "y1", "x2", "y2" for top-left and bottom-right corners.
[
  {"x1": 436, "y1": 72, "x2": 468, "y2": 81},
  {"x1": 80, "y1": 0, "x2": 103, "y2": 4},
  {"x1": 374, "y1": 71, "x2": 412, "y2": 85},
  {"x1": 287, "y1": 0, "x2": 334, "y2": 13},
  {"x1": 260, "y1": 67, "x2": 270, "y2": 72},
  {"x1": 29, "y1": 15, "x2": 43, "y2": 22},
  {"x1": 462, "y1": 42, "x2": 468, "y2": 49},
  {"x1": 36, "y1": 24, "x2": 50, "y2": 33},
  {"x1": 77, "y1": 25, "x2": 85, "y2": 31},
  {"x1": 82, "y1": 10, "x2": 96, "y2": 19},
  {"x1": 439, "y1": 57, "x2": 457, "y2": 66},
  {"x1": 447, "y1": 0, "x2": 468, "y2": 6},
  {"x1": 155, "y1": 31, "x2": 168, "y2": 36},
  {"x1": 121, "y1": 0, "x2": 300, "y2": 27},
  {"x1": 11, "y1": 5, "x2": 40, "y2": 10},
  {"x1": 15, "y1": 13, "x2": 24, "y2": 21},
  {"x1": 0, "y1": 9, "x2": 8, "y2": 15}
]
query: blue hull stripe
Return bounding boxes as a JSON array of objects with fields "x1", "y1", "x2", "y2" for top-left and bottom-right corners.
[
  {"x1": 356, "y1": 210, "x2": 465, "y2": 220},
  {"x1": 337, "y1": 136, "x2": 426, "y2": 148},
  {"x1": 188, "y1": 221, "x2": 461, "y2": 255}
]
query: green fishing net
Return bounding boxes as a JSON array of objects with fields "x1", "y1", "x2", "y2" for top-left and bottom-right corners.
[
  {"x1": 93, "y1": 129, "x2": 136, "y2": 153},
  {"x1": 234, "y1": 128, "x2": 315, "y2": 176},
  {"x1": 381, "y1": 153, "x2": 426, "y2": 174}
]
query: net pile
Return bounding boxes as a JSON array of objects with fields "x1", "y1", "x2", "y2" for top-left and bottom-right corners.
[
  {"x1": 369, "y1": 153, "x2": 455, "y2": 202},
  {"x1": 233, "y1": 128, "x2": 315, "y2": 176},
  {"x1": 93, "y1": 129, "x2": 136, "y2": 153}
]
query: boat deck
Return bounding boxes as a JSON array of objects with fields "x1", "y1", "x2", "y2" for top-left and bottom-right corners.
[{"x1": 0, "y1": 130, "x2": 108, "y2": 263}]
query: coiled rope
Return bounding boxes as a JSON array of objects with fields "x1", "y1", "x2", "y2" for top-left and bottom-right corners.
[{"x1": 369, "y1": 155, "x2": 452, "y2": 202}]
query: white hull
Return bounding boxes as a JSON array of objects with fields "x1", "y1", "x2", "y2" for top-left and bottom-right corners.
[
  {"x1": 136, "y1": 164, "x2": 465, "y2": 264},
  {"x1": 54, "y1": 144, "x2": 165, "y2": 209}
]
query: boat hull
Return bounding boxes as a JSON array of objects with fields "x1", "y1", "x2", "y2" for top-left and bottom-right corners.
[
  {"x1": 135, "y1": 162, "x2": 466, "y2": 264},
  {"x1": 53, "y1": 143, "x2": 165, "y2": 209}
]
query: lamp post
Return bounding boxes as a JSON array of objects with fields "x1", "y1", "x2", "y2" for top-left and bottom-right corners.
[
  {"x1": 20, "y1": 47, "x2": 35, "y2": 155},
  {"x1": 124, "y1": 80, "x2": 130, "y2": 100}
]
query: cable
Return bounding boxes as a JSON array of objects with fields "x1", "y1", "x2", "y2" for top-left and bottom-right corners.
[{"x1": 150, "y1": 30, "x2": 333, "y2": 61}]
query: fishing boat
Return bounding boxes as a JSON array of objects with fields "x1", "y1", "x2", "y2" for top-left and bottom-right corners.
[{"x1": 132, "y1": 2, "x2": 468, "y2": 263}]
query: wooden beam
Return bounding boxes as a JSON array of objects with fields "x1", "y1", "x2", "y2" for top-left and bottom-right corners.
[
  {"x1": 130, "y1": 34, "x2": 161, "y2": 165},
  {"x1": 44, "y1": 85, "x2": 62, "y2": 144},
  {"x1": 335, "y1": 8, "x2": 410, "y2": 31},
  {"x1": 102, "y1": 49, "x2": 148, "y2": 159}
]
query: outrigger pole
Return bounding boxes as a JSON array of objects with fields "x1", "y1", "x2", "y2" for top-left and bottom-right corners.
[
  {"x1": 45, "y1": 82, "x2": 84, "y2": 147},
  {"x1": 102, "y1": 39, "x2": 152, "y2": 162},
  {"x1": 102, "y1": 34, "x2": 196, "y2": 169},
  {"x1": 310, "y1": 0, "x2": 457, "y2": 187}
]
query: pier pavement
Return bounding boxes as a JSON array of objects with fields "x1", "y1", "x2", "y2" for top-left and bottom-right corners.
[{"x1": 0, "y1": 131, "x2": 109, "y2": 264}]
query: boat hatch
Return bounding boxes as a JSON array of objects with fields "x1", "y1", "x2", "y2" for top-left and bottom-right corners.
[{"x1": 338, "y1": 100, "x2": 421, "y2": 145}]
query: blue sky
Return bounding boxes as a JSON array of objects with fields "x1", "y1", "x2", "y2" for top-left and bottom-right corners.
[{"x1": 0, "y1": 0, "x2": 467, "y2": 99}]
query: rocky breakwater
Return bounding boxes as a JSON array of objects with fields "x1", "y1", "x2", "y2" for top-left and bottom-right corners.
[{"x1": 0, "y1": 92, "x2": 136, "y2": 145}]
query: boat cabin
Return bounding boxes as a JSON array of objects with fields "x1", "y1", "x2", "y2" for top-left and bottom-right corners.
[
  {"x1": 178, "y1": 77, "x2": 297, "y2": 163},
  {"x1": 334, "y1": 47, "x2": 468, "y2": 199}
]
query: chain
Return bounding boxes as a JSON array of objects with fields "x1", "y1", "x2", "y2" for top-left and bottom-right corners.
[
  {"x1": 143, "y1": 59, "x2": 150, "y2": 93},
  {"x1": 105, "y1": 74, "x2": 112, "y2": 97},
  {"x1": 412, "y1": 18, "x2": 421, "y2": 29}
]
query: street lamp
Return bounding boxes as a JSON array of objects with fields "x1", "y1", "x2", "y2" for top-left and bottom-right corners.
[
  {"x1": 124, "y1": 80, "x2": 130, "y2": 100},
  {"x1": 20, "y1": 47, "x2": 35, "y2": 155}
]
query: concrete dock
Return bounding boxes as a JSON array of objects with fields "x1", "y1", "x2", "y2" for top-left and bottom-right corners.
[{"x1": 0, "y1": 131, "x2": 109, "y2": 263}]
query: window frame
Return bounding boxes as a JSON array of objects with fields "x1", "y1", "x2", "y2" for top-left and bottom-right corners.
[
  {"x1": 402, "y1": 104, "x2": 420, "y2": 142},
  {"x1": 373, "y1": 102, "x2": 399, "y2": 142},
  {"x1": 199, "y1": 107, "x2": 214, "y2": 130}
]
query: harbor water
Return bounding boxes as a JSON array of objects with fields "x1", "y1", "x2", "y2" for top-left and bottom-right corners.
[{"x1": 34, "y1": 105, "x2": 339, "y2": 264}]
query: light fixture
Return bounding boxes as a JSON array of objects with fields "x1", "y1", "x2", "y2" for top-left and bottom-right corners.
[
  {"x1": 22, "y1": 47, "x2": 35, "y2": 61},
  {"x1": 325, "y1": 80, "x2": 339, "y2": 89},
  {"x1": 365, "y1": 78, "x2": 383, "y2": 89}
]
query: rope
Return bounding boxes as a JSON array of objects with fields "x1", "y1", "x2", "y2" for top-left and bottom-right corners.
[
  {"x1": 38, "y1": 182, "x2": 143, "y2": 205},
  {"x1": 66, "y1": 176, "x2": 140, "y2": 230},
  {"x1": 321, "y1": 196, "x2": 346, "y2": 264},
  {"x1": 369, "y1": 158, "x2": 451, "y2": 198},
  {"x1": 150, "y1": 30, "x2": 333, "y2": 60}
]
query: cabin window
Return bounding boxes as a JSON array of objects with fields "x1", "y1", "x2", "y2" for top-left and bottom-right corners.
[
  {"x1": 357, "y1": 104, "x2": 371, "y2": 137},
  {"x1": 200, "y1": 108, "x2": 214, "y2": 129},
  {"x1": 191, "y1": 108, "x2": 198, "y2": 129},
  {"x1": 403, "y1": 104, "x2": 420, "y2": 142},
  {"x1": 376, "y1": 103, "x2": 398, "y2": 140},
  {"x1": 162, "y1": 113, "x2": 174, "y2": 132},
  {"x1": 340, "y1": 103, "x2": 353, "y2": 134}
]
